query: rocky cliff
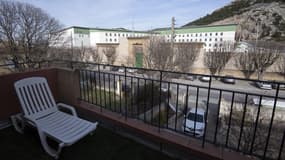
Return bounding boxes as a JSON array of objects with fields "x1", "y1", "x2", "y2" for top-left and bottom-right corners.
[{"x1": 185, "y1": 0, "x2": 285, "y2": 41}]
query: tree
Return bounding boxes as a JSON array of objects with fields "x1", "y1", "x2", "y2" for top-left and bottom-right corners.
[
  {"x1": 203, "y1": 41, "x2": 234, "y2": 76},
  {"x1": 276, "y1": 54, "x2": 285, "y2": 78},
  {"x1": 251, "y1": 41, "x2": 281, "y2": 80},
  {"x1": 103, "y1": 46, "x2": 117, "y2": 65},
  {"x1": 0, "y1": 0, "x2": 62, "y2": 69},
  {"x1": 144, "y1": 36, "x2": 175, "y2": 71},
  {"x1": 175, "y1": 43, "x2": 199, "y2": 73},
  {"x1": 234, "y1": 51, "x2": 256, "y2": 79},
  {"x1": 144, "y1": 36, "x2": 176, "y2": 79}
]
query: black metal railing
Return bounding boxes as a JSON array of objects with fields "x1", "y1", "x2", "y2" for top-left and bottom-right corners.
[{"x1": 1, "y1": 60, "x2": 285, "y2": 160}]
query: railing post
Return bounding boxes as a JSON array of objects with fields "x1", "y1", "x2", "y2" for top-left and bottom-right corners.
[
  {"x1": 124, "y1": 66, "x2": 127, "y2": 120},
  {"x1": 263, "y1": 83, "x2": 280, "y2": 160},
  {"x1": 202, "y1": 76, "x2": 212, "y2": 148},
  {"x1": 278, "y1": 129, "x2": 285, "y2": 160},
  {"x1": 158, "y1": 71, "x2": 163, "y2": 132}
]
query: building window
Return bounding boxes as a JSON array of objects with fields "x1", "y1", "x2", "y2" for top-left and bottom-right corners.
[
  {"x1": 114, "y1": 33, "x2": 116, "y2": 36},
  {"x1": 215, "y1": 38, "x2": 217, "y2": 41},
  {"x1": 187, "y1": 39, "x2": 189, "y2": 42},
  {"x1": 191, "y1": 34, "x2": 193, "y2": 37},
  {"x1": 187, "y1": 34, "x2": 189, "y2": 37},
  {"x1": 209, "y1": 38, "x2": 212, "y2": 41},
  {"x1": 110, "y1": 38, "x2": 112, "y2": 42},
  {"x1": 210, "y1": 33, "x2": 212, "y2": 36},
  {"x1": 200, "y1": 39, "x2": 202, "y2": 42},
  {"x1": 220, "y1": 43, "x2": 223, "y2": 47},
  {"x1": 106, "y1": 38, "x2": 108, "y2": 42},
  {"x1": 215, "y1": 33, "x2": 218, "y2": 36},
  {"x1": 114, "y1": 39, "x2": 117, "y2": 42},
  {"x1": 182, "y1": 39, "x2": 184, "y2": 42},
  {"x1": 205, "y1": 33, "x2": 207, "y2": 36},
  {"x1": 214, "y1": 43, "x2": 217, "y2": 47},
  {"x1": 220, "y1": 32, "x2": 223, "y2": 36},
  {"x1": 195, "y1": 39, "x2": 197, "y2": 42},
  {"x1": 209, "y1": 44, "x2": 211, "y2": 47},
  {"x1": 118, "y1": 33, "x2": 120, "y2": 36},
  {"x1": 220, "y1": 38, "x2": 223, "y2": 41},
  {"x1": 190, "y1": 39, "x2": 192, "y2": 42},
  {"x1": 110, "y1": 33, "x2": 112, "y2": 36},
  {"x1": 195, "y1": 33, "x2": 198, "y2": 37},
  {"x1": 105, "y1": 33, "x2": 108, "y2": 36},
  {"x1": 205, "y1": 38, "x2": 207, "y2": 41},
  {"x1": 200, "y1": 33, "x2": 202, "y2": 36}
]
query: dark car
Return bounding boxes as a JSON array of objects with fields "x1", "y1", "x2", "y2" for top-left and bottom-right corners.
[
  {"x1": 271, "y1": 82, "x2": 285, "y2": 90},
  {"x1": 255, "y1": 81, "x2": 272, "y2": 90},
  {"x1": 220, "y1": 75, "x2": 235, "y2": 84}
]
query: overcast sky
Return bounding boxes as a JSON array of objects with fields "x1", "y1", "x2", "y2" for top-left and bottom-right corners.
[{"x1": 17, "y1": 0, "x2": 232, "y2": 30}]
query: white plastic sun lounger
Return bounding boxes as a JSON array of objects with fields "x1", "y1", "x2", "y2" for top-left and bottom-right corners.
[{"x1": 12, "y1": 77, "x2": 98, "y2": 159}]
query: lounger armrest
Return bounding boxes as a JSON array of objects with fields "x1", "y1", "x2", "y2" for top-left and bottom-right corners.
[{"x1": 57, "y1": 103, "x2": 78, "y2": 117}]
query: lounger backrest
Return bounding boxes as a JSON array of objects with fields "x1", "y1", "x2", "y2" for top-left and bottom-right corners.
[{"x1": 14, "y1": 77, "x2": 58, "y2": 120}]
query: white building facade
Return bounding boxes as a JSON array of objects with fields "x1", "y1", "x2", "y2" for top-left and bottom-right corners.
[{"x1": 56, "y1": 24, "x2": 237, "y2": 52}]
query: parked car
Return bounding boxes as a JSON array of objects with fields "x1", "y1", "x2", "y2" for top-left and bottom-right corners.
[
  {"x1": 118, "y1": 68, "x2": 125, "y2": 73},
  {"x1": 185, "y1": 75, "x2": 197, "y2": 81},
  {"x1": 220, "y1": 75, "x2": 235, "y2": 84},
  {"x1": 199, "y1": 76, "x2": 210, "y2": 82},
  {"x1": 183, "y1": 108, "x2": 205, "y2": 137},
  {"x1": 127, "y1": 68, "x2": 136, "y2": 73},
  {"x1": 271, "y1": 82, "x2": 285, "y2": 90},
  {"x1": 255, "y1": 81, "x2": 272, "y2": 90}
]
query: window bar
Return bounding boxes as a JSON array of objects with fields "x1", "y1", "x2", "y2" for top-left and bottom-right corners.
[
  {"x1": 82, "y1": 70, "x2": 87, "y2": 102},
  {"x1": 103, "y1": 72, "x2": 107, "y2": 108},
  {"x1": 225, "y1": 92, "x2": 235, "y2": 148},
  {"x1": 119, "y1": 75, "x2": 122, "y2": 114},
  {"x1": 151, "y1": 80, "x2": 154, "y2": 124},
  {"x1": 89, "y1": 70, "x2": 94, "y2": 104},
  {"x1": 214, "y1": 90, "x2": 222, "y2": 144},
  {"x1": 183, "y1": 85, "x2": 189, "y2": 134},
  {"x1": 98, "y1": 65, "x2": 102, "y2": 109},
  {"x1": 278, "y1": 129, "x2": 285, "y2": 160},
  {"x1": 79, "y1": 70, "x2": 82, "y2": 100},
  {"x1": 94, "y1": 70, "x2": 98, "y2": 105},
  {"x1": 87, "y1": 70, "x2": 91, "y2": 103},
  {"x1": 124, "y1": 67, "x2": 127, "y2": 120},
  {"x1": 237, "y1": 93, "x2": 248, "y2": 151},
  {"x1": 194, "y1": 87, "x2": 199, "y2": 137},
  {"x1": 175, "y1": 84, "x2": 179, "y2": 131},
  {"x1": 262, "y1": 84, "x2": 280, "y2": 160},
  {"x1": 158, "y1": 71, "x2": 163, "y2": 132},
  {"x1": 144, "y1": 79, "x2": 147, "y2": 122},
  {"x1": 202, "y1": 76, "x2": 212, "y2": 148},
  {"x1": 130, "y1": 77, "x2": 134, "y2": 117},
  {"x1": 166, "y1": 82, "x2": 170, "y2": 129},
  {"x1": 136, "y1": 78, "x2": 140, "y2": 119},
  {"x1": 113, "y1": 74, "x2": 116, "y2": 112},
  {"x1": 250, "y1": 95, "x2": 263, "y2": 154},
  {"x1": 108, "y1": 73, "x2": 112, "y2": 111}
]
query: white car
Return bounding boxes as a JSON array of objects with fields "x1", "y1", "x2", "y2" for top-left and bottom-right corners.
[
  {"x1": 199, "y1": 76, "x2": 210, "y2": 82},
  {"x1": 255, "y1": 82, "x2": 272, "y2": 90},
  {"x1": 118, "y1": 68, "x2": 125, "y2": 73},
  {"x1": 183, "y1": 108, "x2": 206, "y2": 137}
]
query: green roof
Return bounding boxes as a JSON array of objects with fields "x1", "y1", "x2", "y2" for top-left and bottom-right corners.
[
  {"x1": 70, "y1": 26, "x2": 148, "y2": 34},
  {"x1": 156, "y1": 24, "x2": 237, "y2": 34}
]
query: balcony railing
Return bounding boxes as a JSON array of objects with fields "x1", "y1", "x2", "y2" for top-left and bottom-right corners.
[{"x1": 1, "y1": 60, "x2": 285, "y2": 160}]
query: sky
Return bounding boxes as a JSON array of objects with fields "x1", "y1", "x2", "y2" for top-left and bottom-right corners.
[{"x1": 17, "y1": 0, "x2": 232, "y2": 30}]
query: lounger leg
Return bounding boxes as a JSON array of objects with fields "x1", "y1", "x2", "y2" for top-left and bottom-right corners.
[
  {"x1": 11, "y1": 114, "x2": 25, "y2": 134},
  {"x1": 37, "y1": 129, "x2": 64, "y2": 159}
]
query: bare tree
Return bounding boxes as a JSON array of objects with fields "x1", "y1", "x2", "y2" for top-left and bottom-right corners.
[
  {"x1": 0, "y1": 0, "x2": 62, "y2": 68},
  {"x1": 16, "y1": 2, "x2": 62, "y2": 62},
  {"x1": 276, "y1": 54, "x2": 285, "y2": 78},
  {"x1": 175, "y1": 43, "x2": 199, "y2": 73},
  {"x1": 0, "y1": 1, "x2": 21, "y2": 63},
  {"x1": 252, "y1": 41, "x2": 281, "y2": 80},
  {"x1": 234, "y1": 51, "x2": 256, "y2": 79},
  {"x1": 203, "y1": 42, "x2": 234, "y2": 76},
  {"x1": 144, "y1": 36, "x2": 175, "y2": 71},
  {"x1": 103, "y1": 46, "x2": 117, "y2": 65}
]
